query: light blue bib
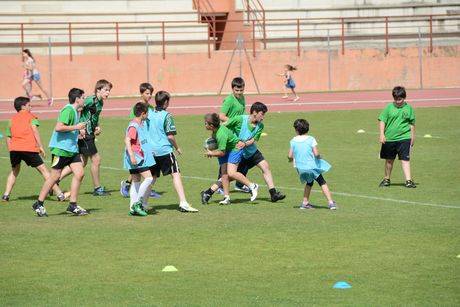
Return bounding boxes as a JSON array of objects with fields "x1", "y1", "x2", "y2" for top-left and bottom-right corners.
[
  {"x1": 123, "y1": 120, "x2": 156, "y2": 170},
  {"x1": 48, "y1": 104, "x2": 79, "y2": 153},
  {"x1": 238, "y1": 115, "x2": 261, "y2": 158},
  {"x1": 147, "y1": 109, "x2": 173, "y2": 156}
]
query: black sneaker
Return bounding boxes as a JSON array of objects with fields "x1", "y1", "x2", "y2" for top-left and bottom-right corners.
[
  {"x1": 93, "y1": 186, "x2": 110, "y2": 196},
  {"x1": 379, "y1": 178, "x2": 391, "y2": 187},
  {"x1": 270, "y1": 191, "x2": 286, "y2": 202},
  {"x1": 405, "y1": 180, "x2": 416, "y2": 188},
  {"x1": 32, "y1": 201, "x2": 47, "y2": 217},
  {"x1": 2, "y1": 194, "x2": 9, "y2": 202},
  {"x1": 66, "y1": 204, "x2": 88, "y2": 216},
  {"x1": 200, "y1": 191, "x2": 211, "y2": 204}
]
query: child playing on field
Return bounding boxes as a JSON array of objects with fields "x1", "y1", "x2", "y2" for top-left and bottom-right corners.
[
  {"x1": 2, "y1": 97, "x2": 66, "y2": 202},
  {"x1": 288, "y1": 119, "x2": 337, "y2": 210},
  {"x1": 278, "y1": 64, "x2": 299, "y2": 102},
  {"x1": 378, "y1": 86, "x2": 416, "y2": 188},
  {"x1": 32, "y1": 88, "x2": 88, "y2": 217},
  {"x1": 147, "y1": 91, "x2": 198, "y2": 212},
  {"x1": 124, "y1": 102, "x2": 157, "y2": 216},
  {"x1": 203, "y1": 113, "x2": 259, "y2": 205},
  {"x1": 120, "y1": 82, "x2": 161, "y2": 199}
]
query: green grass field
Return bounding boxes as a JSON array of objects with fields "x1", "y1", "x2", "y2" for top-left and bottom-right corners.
[{"x1": 0, "y1": 107, "x2": 459, "y2": 305}]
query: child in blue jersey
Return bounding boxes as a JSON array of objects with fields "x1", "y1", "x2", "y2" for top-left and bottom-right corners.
[
  {"x1": 32, "y1": 88, "x2": 88, "y2": 217},
  {"x1": 288, "y1": 119, "x2": 337, "y2": 210},
  {"x1": 147, "y1": 91, "x2": 198, "y2": 213},
  {"x1": 278, "y1": 64, "x2": 299, "y2": 102},
  {"x1": 124, "y1": 102, "x2": 157, "y2": 216}
]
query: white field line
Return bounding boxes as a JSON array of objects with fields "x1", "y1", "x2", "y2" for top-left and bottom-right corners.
[
  {"x1": 1, "y1": 159, "x2": 458, "y2": 210},
  {"x1": 0, "y1": 97, "x2": 459, "y2": 115}
]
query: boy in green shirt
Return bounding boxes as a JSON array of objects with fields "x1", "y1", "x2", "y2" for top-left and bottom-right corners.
[
  {"x1": 378, "y1": 86, "x2": 416, "y2": 188},
  {"x1": 59, "y1": 79, "x2": 112, "y2": 196},
  {"x1": 219, "y1": 77, "x2": 246, "y2": 122}
]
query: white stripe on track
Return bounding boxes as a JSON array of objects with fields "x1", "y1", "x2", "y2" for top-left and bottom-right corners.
[{"x1": 0, "y1": 97, "x2": 459, "y2": 115}]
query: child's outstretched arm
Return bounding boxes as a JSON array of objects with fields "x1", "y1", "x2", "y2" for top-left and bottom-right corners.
[
  {"x1": 379, "y1": 120, "x2": 386, "y2": 144},
  {"x1": 287, "y1": 148, "x2": 293, "y2": 162},
  {"x1": 313, "y1": 146, "x2": 321, "y2": 159},
  {"x1": 124, "y1": 135, "x2": 137, "y2": 165},
  {"x1": 167, "y1": 134, "x2": 182, "y2": 155},
  {"x1": 410, "y1": 124, "x2": 415, "y2": 146}
]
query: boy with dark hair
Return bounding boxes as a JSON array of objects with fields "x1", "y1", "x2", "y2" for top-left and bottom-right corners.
[
  {"x1": 378, "y1": 86, "x2": 416, "y2": 188},
  {"x1": 32, "y1": 88, "x2": 87, "y2": 217},
  {"x1": 148, "y1": 91, "x2": 198, "y2": 212},
  {"x1": 2, "y1": 97, "x2": 66, "y2": 202},
  {"x1": 124, "y1": 102, "x2": 157, "y2": 216},
  {"x1": 201, "y1": 102, "x2": 284, "y2": 204},
  {"x1": 219, "y1": 77, "x2": 246, "y2": 122},
  {"x1": 120, "y1": 82, "x2": 161, "y2": 199},
  {"x1": 59, "y1": 79, "x2": 113, "y2": 196}
]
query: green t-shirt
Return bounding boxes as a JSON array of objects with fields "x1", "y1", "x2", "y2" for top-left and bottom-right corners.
[
  {"x1": 225, "y1": 115, "x2": 264, "y2": 141},
  {"x1": 5, "y1": 118, "x2": 39, "y2": 137},
  {"x1": 80, "y1": 95, "x2": 103, "y2": 135},
  {"x1": 378, "y1": 102, "x2": 415, "y2": 141},
  {"x1": 214, "y1": 125, "x2": 239, "y2": 152},
  {"x1": 220, "y1": 94, "x2": 246, "y2": 119},
  {"x1": 50, "y1": 105, "x2": 77, "y2": 157}
]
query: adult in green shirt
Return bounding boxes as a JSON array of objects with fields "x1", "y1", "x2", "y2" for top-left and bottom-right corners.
[
  {"x1": 59, "y1": 79, "x2": 113, "y2": 196},
  {"x1": 219, "y1": 77, "x2": 246, "y2": 122},
  {"x1": 378, "y1": 86, "x2": 416, "y2": 188}
]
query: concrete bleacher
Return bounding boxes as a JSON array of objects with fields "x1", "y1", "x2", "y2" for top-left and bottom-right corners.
[
  {"x1": 236, "y1": 0, "x2": 460, "y2": 50},
  {"x1": 0, "y1": 0, "x2": 211, "y2": 55}
]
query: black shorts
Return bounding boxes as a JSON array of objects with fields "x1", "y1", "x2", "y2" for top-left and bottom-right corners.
[
  {"x1": 306, "y1": 174, "x2": 327, "y2": 187},
  {"x1": 380, "y1": 140, "x2": 411, "y2": 161},
  {"x1": 51, "y1": 154, "x2": 82, "y2": 170},
  {"x1": 129, "y1": 166, "x2": 151, "y2": 175},
  {"x1": 150, "y1": 152, "x2": 179, "y2": 177},
  {"x1": 237, "y1": 150, "x2": 265, "y2": 174},
  {"x1": 10, "y1": 151, "x2": 43, "y2": 168},
  {"x1": 78, "y1": 135, "x2": 98, "y2": 156}
]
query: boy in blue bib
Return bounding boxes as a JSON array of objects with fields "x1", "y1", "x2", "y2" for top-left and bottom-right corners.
[
  {"x1": 288, "y1": 119, "x2": 337, "y2": 210},
  {"x1": 32, "y1": 88, "x2": 88, "y2": 217}
]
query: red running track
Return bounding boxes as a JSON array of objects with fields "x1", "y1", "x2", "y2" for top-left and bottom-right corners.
[{"x1": 0, "y1": 88, "x2": 459, "y2": 121}]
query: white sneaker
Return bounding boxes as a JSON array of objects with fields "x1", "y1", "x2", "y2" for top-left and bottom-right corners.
[
  {"x1": 218, "y1": 196, "x2": 231, "y2": 205},
  {"x1": 179, "y1": 203, "x2": 199, "y2": 212},
  {"x1": 234, "y1": 185, "x2": 251, "y2": 193},
  {"x1": 250, "y1": 184, "x2": 259, "y2": 201}
]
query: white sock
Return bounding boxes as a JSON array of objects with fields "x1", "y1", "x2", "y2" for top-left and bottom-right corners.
[
  {"x1": 249, "y1": 183, "x2": 256, "y2": 190},
  {"x1": 130, "y1": 181, "x2": 141, "y2": 210},
  {"x1": 138, "y1": 177, "x2": 153, "y2": 205},
  {"x1": 142, "y1": 177, "x2": 155, "y2": 207}
]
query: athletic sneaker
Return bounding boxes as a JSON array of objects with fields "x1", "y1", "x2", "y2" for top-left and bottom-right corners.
[
  {"x1": 93, "y1": 186, "x2": 110, "y2": 196},
  {"x1": 299, "y1": 203, "x2": 314, "y2": 210},
  {"x1": 32, "y1": 201, "x2": 47, "y2": 217},
  {"x1": 67, "y1": 204, "x2": 88, "y2": 216},
  {"x1": 150, "y1": 190, "x2": 161, "y2": 199},
  {"x1": 216, "y1": 187, "x2": 224, "y2": 195},
  {"x1": 219, "y1": 196, "x2": 231, "y2": 205},
  {"x1": 234, "y1": 185, "x2": 251, "y2": 193},
  {"x1": 57, "y1": 193, "x2": 67, "y2": 202},
  {"x1": 200, "y1": 191, "x2": 212, "y2": 204},
  {"x1": 405, "y1": 180, "x2": 416, "y2": 188},
  {"x1": 2, "y1": 194, "x2": 9, "y2": 202},
  {"x1": 328, "y1": 201, "x2": 337, "y2": 210},
  {"x1": 249, "y1": 183, "x2": 259, "y2": 201},
  {"x1": 179, "y1": 203, "x2": 199, "y2": 212},
  {"x1": 47, "y1": 98, "x2": 53, "y2": 106},
  {"x1": 129, "y1": 202, "x2": 148, "y2": 216},
  {"x1": 120, "y1": 181, "x2": 130, "y2": 198},
  {"x1": 270, "y1": 191, "x2": 286, "y2": 202},
  {"x1": 379, "y1": 178, "x2": 391, "y2": 187}
]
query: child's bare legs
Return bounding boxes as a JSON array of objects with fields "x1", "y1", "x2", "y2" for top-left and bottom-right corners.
[
  {"x1": 282, "y1": 86, "x2": 288, "y2": 98},
  {"x1": 87, "y1": 153, "x2": 102, "y2": 189},
  {"x1": 22, "y1": 79, "x2": 32, "y2": 97},
  {"x1": 35, "y1": 164, "x2": 63, "y2": 196},
  {"x1": 256, "y1": 160, "x2": 274, "y2": 189},
  {"x1": 34, "y1": 79, "x2": 50, "y2": 100},
  {"x1": 303, "y1": 184, "x2": 312, "y2": 205},
  {"x1": 220, "y1": 163, "x2": 230, "y2": 196},
  {"x1": 291, "y1": 88, "x2": 299, "y2": 101},
  {"x1": 67, "y1": 162, "x2": 84, "y2": 203},
  {"x1": 38, "y1": 168, "x2": 62, "y2": 202},
  {"x1": 227, "y1": 163, "x2": 252, "y2": 187},
  {"x1": 171, "y1": 172, "x2": 187, "y2": 203},
  {"x1": 401, "y1": 160, "x2": 412, "y2": 181},
  {"x1": 3, "y1": 164, "x2": 21, "y2": 197},
  {"x1": 384, "y1": 159, "x2": 394, "y2": 179},
  {"x1": 320, "y1": 183, "x2": 333, "y2": 204}
]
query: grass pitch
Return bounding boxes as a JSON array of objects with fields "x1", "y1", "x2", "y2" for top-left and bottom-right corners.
[{"x1": 0, "y1": 107, "x2": 459, "y2": 305}]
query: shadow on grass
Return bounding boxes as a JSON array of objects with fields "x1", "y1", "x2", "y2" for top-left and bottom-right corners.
[{"x1": 53, "y1": 208, "x2": 101, "y2": 216}]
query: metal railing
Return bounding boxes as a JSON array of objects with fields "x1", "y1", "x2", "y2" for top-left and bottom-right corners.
[{"x1": 0, "y1": 14, "x2": 458, "y2": 61}]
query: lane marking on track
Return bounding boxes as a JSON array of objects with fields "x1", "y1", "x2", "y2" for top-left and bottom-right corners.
[{"x1": 0, "y1": 97, "x2": 459, "y2": 115}]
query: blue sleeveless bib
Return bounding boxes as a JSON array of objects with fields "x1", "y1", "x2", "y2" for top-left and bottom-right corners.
[
  {"x1": 147, "y1": 109, "x2": 173, "y2": 156},
  {"x1": 48, "y1": 104, "x2": 79, "y2": 153},
  {"x1": 238, "y1": 115, "x2": 261, "y2": 158},
  {"x1": 123, "y1": 120, "x2": 156, "y2": 170}
]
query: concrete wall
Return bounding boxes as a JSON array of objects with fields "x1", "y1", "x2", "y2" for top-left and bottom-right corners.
[{"x1": 0, "y1": 45, "x2": 458, "y2": 99}]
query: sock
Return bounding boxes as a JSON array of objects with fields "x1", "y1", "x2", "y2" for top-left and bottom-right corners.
[
  {"x1": 141, "y1": 177, "x2": 155, "y2": 207},
  {"x1": 180, "y1": 200, "x2": 189, "y2": 207},
  {"x1": 130, "y1": 182, "x2": 141, "y2": 210},
  {"x1": 94, "y1": 186, "x2": 101, "y2": 191},
  {"x1": 37, "y1": 200, "x2": 44, "y2": 206},
  {"x1": 69, "y1": 202, "x2": 77, "y2": 208},
  {"x1": 269, "y1": 188, "x2": 276, "y2": 197},
  {"x1": 138, "y1": 177, "x2": 153, "y2": 205},
  {"x1": 206, "y1": 188, "x2": 215, "y2": 195}
]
